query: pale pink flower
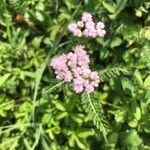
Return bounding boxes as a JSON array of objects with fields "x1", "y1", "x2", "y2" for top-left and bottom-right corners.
[
  {"x1": 74, "y1": 84, "x2": 83, "y2": 93},
  {"x1": 85, "y1": 21, "x2": 95, "y2": 29},
  {"x1": 76, "y1": 67, "x2": 83, "y2": 74},
  {"x1": 97, "y1": 29, "x2": 106, "y2": 37},
  {"x1": 77, "y1": 21, "x2": 84, "y2": 28},
  {"x1": 90, "y1": 71, "x2": 99, "y2": 80},
  {"x1": 64, "y1": 71, "x2": 73, "y2": 82},
  {"x1": 96, "y1": 22, "x2": 105, "y2": 29},
  {"x1": 91, "y1": 81, "x2": 99, "y2": 87},
  {"x1": 56, "y1": 74, "x2": 63, "y2": 80},
  {"x1": 88, "y1": 29, "x2": 97, "y2": 38},
  {"x1": 82, "y1": 68, "x2": 91, "y2": 78},
  {"x1": 51, "y1": 45, "x2": 100, "y2": 94},
  {"x1": 83, "y1": 29, "x2": 97, "y2": 38},
  {"x1": 73, "y1": 77, "x2": 84, "y2": 86},
  {"x1": 67, "y1": 52, "x2": 77, "y2": 68},
  {"x1": 73, "y1": 29, "x2": 82, "y2": 37},
  {"x1": 68, "y1": 23, "x2": 77, "y2": 32},
  {"x1": 83, "y1": 29, "x2": 90, "y2": 37},
  {"x1": 85, "y1": 84, "x2": 95, "y2": 93},
  {"x1": 68, "y1": 12, "x2": 106, "y2": 39},
  {"x1": 83, "y1": 79, "x2": 89, "y2": 87},
  {"x1": 82, "y1": 12, "x2": 93, "y2": 22},
  {"x1": 74, "y1": 45, "x2": 85, "y2": 52}
]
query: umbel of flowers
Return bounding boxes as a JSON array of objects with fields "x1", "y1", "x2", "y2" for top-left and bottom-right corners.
[{"x1": 51, "y1": 12, "x2": 106, "y2": 93}]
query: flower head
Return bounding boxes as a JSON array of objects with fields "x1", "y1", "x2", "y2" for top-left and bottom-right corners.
[
  {"x1": 68, "y1": 12, "x2": 106, "y2": 38},
  {"x1": 82, "y1": 12, "x2": 93, "y2": 22},
  {"x1": 68, "y1": 23, "x2": 77, "y2": 32},
  {"x1": 77, "y1": 21, "x2": 84, "y2": 28},
  {"x1": 96, "y1": 22, "x2": 105, "y2": 29},
  {"x1": 51, "y1": 45, "x2": 100, "y2": 94}
]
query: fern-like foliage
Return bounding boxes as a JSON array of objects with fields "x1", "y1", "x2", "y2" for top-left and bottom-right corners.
[
  {"x1": 99, "y1": 65, "x2": 130, "y2": 82},
  {"x1": 8, "y1": 0, "x2": 27, "y2": 14},
  {"x1": 42, "y1": 80, "x2": 65, "y2": 95},
  {"x1": 81, "y1": 92, "x2": 110, "y2": 141}
]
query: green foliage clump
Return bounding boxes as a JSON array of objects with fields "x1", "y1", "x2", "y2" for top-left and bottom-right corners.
[{"x1": 0, "y1": 0, "x2": 150, "y2": 149}]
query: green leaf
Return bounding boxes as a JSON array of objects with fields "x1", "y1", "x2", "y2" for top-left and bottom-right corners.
[
  {"x1": 99, "y1": 47, "x2": 109, "y2": 60},
  {"x1": 107, "y1": 132, "x2": 119, "y2": 144},
  {"x1": 100, "y1": 65, "x2": 129, "y2": 82},
  {"x1": 120, "y1": 130, "x2": 142, "y2": 147},
  {"x1": 75, "y1": 136, "x2": 86, "y2": 150},
  {"x1": 56, "y1": 112, "x2": 68, "y2": 120},
  {"x1": 115, "y1": 0, "x2": 128, "y2": 14},
  {"x1": 145, "y1": 91, "x2": 150, "y2": 104},
  {"x1": 127, "y1": 111, "x2": 138, "y2": 128},
  {"x1": 20, "y1": 71, "x2": 36, "y2": 78},
  {"x1": 77, "y1": 129, "x2": 95, "y2": 138},
  {"x1": 69, "y1": 134, "x2": 76, "y2": 147},
  {"x1": 131, "y1": 101, "x2": 141, "y2": 121},
  {"x1": 43, "y1": 80, "x2": 65, "y2": 94},
  {"x1": 71, "y1": 114, "x2": 83, "y2": 124},
  {"x1": 102, "y1": 1, "x2": 115, "y2": 13},
  {"x1": 144, "y1": 75, "x2": 150, "y2": 87},
  {"x1": 50, "y1": 25, "x2": 60, "y2": 41},
  {"x1": 110, "y1": 37, "x2": 122, "y2": 48},
  {"x1": 115, "y1": 108, "x2": 127, "y2": 123},
  {"x1": 53, "y1": 101, "x2": 66, "y2": 111},
  {"x1": 36, "y1": 11, "x2": 44, "y2": 22},
  {"x1": 65, "y1": 0, "x2": 80, "y2": 10},
  {"x1": 109, "y1": 0, "x2": 128, "y2": 19},
  {"x1": 36, "y1": 2, "x2": 44, "y2": 11},
  {"x1": 0, "y1": 73, "x2": 11, "y2": 87},
  {"x1": 58, "y1": 13, "x2": 71, "y2": 21},
  {"x1": 0, "y1": 136, "x2": 20, "y2": 149},
  {"x1": 81, "y1": 92, "x2": 110, "y2": 141},
  {"x1": 133, "y1": 69, "x2": 143, "y2": 86},
  {"x1": 32, "y1": 36, "x2": 43, "y2": 49},
  {"x1": 135, "y1": 9, "x2": 142, "y2": 17},
  {"x1": 122, "y1": 78, "x2": 135, "y2": 97}
]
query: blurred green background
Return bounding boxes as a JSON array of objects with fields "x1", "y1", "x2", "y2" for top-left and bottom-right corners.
[{"x1": 0, "y1": 0, "x2": 150, "y2": 149}]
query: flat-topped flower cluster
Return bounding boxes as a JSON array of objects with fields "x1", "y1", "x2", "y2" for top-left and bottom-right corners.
[
  {"x1": 51, "y1": 45, "x2": 100, "y2": 93},
  {"x1": 68, "y1": 12, "x2": 106, "y2": 38},
  {"x1": 51, "y1": 12, "x2": 105, "y2": 93}
]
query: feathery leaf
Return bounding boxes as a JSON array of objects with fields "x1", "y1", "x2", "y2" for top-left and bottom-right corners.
[
  {"x1": 8, "y1": 0, "x2": 27, "y2": 14},
  {"x1": 81, "y1": 92, "x2": 110, "y2": 141},
  {"x1": 99, "y1": 65, "x2": 130, "y2": 82},
  {"x1": 42, "y1": 80, "x2": 65, "y2": 94}
]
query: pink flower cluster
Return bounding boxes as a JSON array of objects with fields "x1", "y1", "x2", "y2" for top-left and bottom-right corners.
[
  {"x1": 50, "y1": 45, "x2": 100, "y2": 93},
  {"x1": 68, "y1": 12, "x2": 106, "y2": 38}
]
